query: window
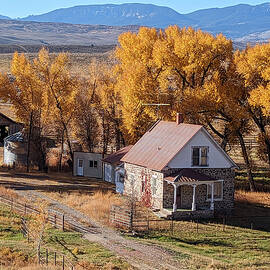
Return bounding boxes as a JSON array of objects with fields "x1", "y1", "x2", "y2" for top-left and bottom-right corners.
[
  {"x1": 192, "y1": 147, "x2": 209, "y2": 166},
  {"x1": 119, "y1": 175, "x2": 124, "y2": 183},
  {"x1": 151, "y1": 175, "x2": 157, "y2": 195},
  {"x1": 207, "y1": 181, "x2": 223, "y2": 201},
  {"x1": 89, "y1": 160, "x2": 98, "y2": 168}
]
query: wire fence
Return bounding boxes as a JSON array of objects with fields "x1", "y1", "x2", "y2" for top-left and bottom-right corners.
[
  {"x1": 0, "y1": 194, "x2": 100, "y2": 270},
  {"x1": 110, "y1": 205, "x2": 270, "y2": 234}
]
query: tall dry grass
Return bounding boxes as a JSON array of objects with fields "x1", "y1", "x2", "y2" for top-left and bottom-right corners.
[
  {"x1": 46, "y1": 191, "x2": 125, "y2": 225},
  {"x1": 0, "y1": 185, "x2": 18, "y2": 199},
  {"x1": 235, "y1": 190, "x2": 270, "y2": 207}
]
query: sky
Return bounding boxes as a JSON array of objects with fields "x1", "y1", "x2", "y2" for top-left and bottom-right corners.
[{"x1": 1, "y1": 0, "x2": 269, "y2": 18}]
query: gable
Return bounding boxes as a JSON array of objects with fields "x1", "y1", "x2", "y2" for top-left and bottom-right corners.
[
  {"x1": 121, "y1": 121, "x2": 202, "y2": 171},
  {"x1": 168, "y1": 128, "x2": 235, "y2": 169}
]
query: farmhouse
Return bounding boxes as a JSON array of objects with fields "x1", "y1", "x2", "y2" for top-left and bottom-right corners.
[{"x1": 121, "y1": 114, "x2": 237, "y2": 219}]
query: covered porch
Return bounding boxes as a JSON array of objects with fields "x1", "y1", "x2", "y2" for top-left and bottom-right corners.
[{"x1": 163, "y1": 169, "x2": 223, "y2": 220}]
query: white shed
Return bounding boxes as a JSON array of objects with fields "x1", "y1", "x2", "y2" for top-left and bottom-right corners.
[{"x1": 73, "y1": 152, "x2": 103, "y2": 178}]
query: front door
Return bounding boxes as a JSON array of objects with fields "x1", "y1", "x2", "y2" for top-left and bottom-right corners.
[{"x1": 77, "y1": 159, "x2": 84, "y2": 176}]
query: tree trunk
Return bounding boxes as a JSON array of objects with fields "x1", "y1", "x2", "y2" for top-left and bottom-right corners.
[
  {"x1": 237, "y1": 131, "x2": 256, "y2": 191},
  {"x1": 58, "y1": 130, "x2": 64, "y2": 172},
  {"x1": 249, "y1": 110, "x2": 270, "y2": 167},
  {"x1": 26, "y1": 111, "x2": 33, "y2": 173}
]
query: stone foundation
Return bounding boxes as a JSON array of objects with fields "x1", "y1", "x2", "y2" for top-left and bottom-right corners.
[{"x1": 172, "y1": 209, "x2": 214, "y2": 220}]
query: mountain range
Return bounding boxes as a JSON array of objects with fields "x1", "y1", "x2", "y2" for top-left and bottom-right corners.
[
  {"x1": 1, "y1": 3, "x2": 270, "y2": 44},
  {"x1": 18, "y1": 2, "x2": 270, "y2": 40}
]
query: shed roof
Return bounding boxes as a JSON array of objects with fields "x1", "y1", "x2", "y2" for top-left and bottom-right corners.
[
  {"x1": 164, "y1": 169, "x2": 217, "y2": 183},
  {"x1": 121, "y1": 121, "x2": 202, "y2": 171},
  {"x1": 4, "y1": 132, "x2": 24, "y2": 143},
  {"x1": 0, "y1": 103, "x2": 18, "y2": 123},
  {"x1": 102, "y1": 145, "x2": 133, "y2": 166}
]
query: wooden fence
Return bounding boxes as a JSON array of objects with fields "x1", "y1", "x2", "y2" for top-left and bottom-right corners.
[{"x1": 110, "y1": 205, "x2": 133, "y2": 229}]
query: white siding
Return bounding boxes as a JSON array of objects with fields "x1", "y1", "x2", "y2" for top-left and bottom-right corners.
[
  {"x1": 168, "y1": 129, "x2": 233, "y2": 169},
  {"x1": 73, "y1": 152, "x2": 103, "y2": 178}
]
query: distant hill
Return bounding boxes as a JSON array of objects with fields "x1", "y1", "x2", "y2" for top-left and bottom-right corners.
[
  {"x1": 0, "y1": 20, "x2": 139, "y2": 46},
  {"x1": 21, "y1": 3, "x2": 194, "y2": 28},
  {"x1": 0, "y1": 15, "x2": 10, "y2": 20},
  {"x1": 19, "y1": 2, "x2": 270, "y2": 42}
]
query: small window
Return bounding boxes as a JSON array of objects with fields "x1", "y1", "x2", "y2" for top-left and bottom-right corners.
[
  {"x1": 89, "y1": 160, "x2": 93, "y2": 168},
  {"x1": 207, "y1": 182, "x2": 223, "y2": 200},
  {"x1": 151, "y1": 175, "x2": 157, "y2": 195},
  {"x1": 94, "y1": 161, "x2": 98, "y2": 168},
  {"x1": 192, "y1": 146, "x2": 209, "y2": 166},
  {"x1": 119, "y1": 175, "x2": 124, "y2": 183},
  {"x1": 78, "y1": 160, "x2": 83, "y2": 167},
  {"x1": 192, "y1": 148, "x2": 200, "y2": 166}
]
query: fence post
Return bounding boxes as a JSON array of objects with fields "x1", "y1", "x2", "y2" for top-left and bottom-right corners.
[
  {"x1": 223, "y1": 217, "x2": 226, "y2": 232},
  {"x1": 250, "y1": 221, "x2": 254, "y2": 230},
  {"x1": 54, "y1": 215, "x2": 57, "y2": 228},
  {"x1": 62, "y1": 255, "x2": 65, "y2": 270},
  {"x1": 54, "y1": 252, "x2": 57, "y2": 266},
  {"x1": 24, "y1": 203, "x2": 27, "y2": 215},
  {"x1": 62, "y1": 215, "x2": 65, "y2": 232},
  {"x1": 46, "y1": 249, "x2": 48, "y2": 265}
]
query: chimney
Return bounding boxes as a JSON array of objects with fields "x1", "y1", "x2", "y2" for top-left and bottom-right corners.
[{"x1": 176, "y1": 113, "x2": 184, "y2": 125}]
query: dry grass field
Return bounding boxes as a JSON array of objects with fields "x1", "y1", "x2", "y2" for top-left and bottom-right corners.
[{"x1": 0, "y1": 46, "x2": 113, "y2": 78}]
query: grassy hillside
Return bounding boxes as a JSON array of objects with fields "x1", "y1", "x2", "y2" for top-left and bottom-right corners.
[{"x1": 0, "y1": 45, "x2": 113, "y2": 78}]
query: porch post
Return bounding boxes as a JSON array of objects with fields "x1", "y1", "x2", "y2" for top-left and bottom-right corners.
[
  {"x1": 210, "y1": 183, "x2": 215, "y2": 210},
  {"x1": 173, "y1": 184, "x2": 177, "y2": 212},
  {"x1": 192, "y1": 185, "x2": 196, "y2": 211}
]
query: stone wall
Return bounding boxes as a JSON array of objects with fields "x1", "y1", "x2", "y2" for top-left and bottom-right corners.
[
  {"x1": 124, "y1": 163, "x2": 164, "y2": 210},
  {"x1": 172, "y1": 209, "x2": 214, "y2": 220},
  {"x1": 194, "y1": 168, "x2": 235, "y2": 214}
]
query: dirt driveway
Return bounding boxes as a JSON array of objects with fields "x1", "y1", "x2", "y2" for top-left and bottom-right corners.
[{"x1": 0, "y1": 170, "x2": 188, "y2": 270}]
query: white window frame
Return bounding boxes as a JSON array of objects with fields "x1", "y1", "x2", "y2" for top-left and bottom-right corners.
[
  {"x1": 191, "y1": 146, "x2": 209, "y2": 167},
  {"x1": 206, "y1": 180, "x2": 224, "y2": 201}
]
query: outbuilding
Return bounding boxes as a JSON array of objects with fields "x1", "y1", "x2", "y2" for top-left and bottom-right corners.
[
  {"x1": 73, "y1": 152, "x2": 103, "y2": 178},
  {"x1": 102, "y1": 145, "x2": 133, "y2": 194}
]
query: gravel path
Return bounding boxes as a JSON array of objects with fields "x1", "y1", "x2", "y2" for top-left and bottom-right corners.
[{"x1": 16, "y1": 189, "x2": 187, "y2": 270}]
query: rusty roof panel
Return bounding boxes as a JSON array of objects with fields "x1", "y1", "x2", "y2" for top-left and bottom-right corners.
[
  {"x1": 164, "y1": 169, "x2": 217, "y2": 183},
  {"x1": 121, "y1": 121, "x2": 202, "y2": 171},
  {"x1": 102, "y1": 145, "x2": 133, "y2": 166}
]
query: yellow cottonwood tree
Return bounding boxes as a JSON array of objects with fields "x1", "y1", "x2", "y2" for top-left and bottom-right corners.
[
  {"x1": 235, "y1": 43, "x2": 270, "y2": 167},
  {"x1": 0, "y1": 52, "x2": 44, "y2": 172},
  {"x1": 33, "y1": 48, "x2": 78, "y2": 164}
]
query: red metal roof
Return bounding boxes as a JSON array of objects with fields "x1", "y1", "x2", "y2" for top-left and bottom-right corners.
[
  {"x1": 121, "y1": 121, "x2": 202, "y2": 171},
  {"x1": 165, "y1": 169, "x2": 217, "y2": 183},
  {"x1": 102, "y1": 145, "x2": 133, "y2": 166}
]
